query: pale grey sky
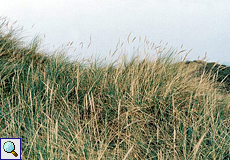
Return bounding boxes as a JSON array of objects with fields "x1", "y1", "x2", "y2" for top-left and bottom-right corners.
[{"x1": 1, "y1": 0, "x2": 230, "y2": 65}]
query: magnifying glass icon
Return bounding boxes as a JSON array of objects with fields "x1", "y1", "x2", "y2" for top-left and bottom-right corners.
[{"x1": 3, "y1": 141, "x2": 18, "y2": 157}]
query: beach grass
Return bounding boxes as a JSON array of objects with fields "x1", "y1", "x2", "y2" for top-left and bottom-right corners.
[{"x1": 0, "y1": 17, "x2": 229, "y2": 159}]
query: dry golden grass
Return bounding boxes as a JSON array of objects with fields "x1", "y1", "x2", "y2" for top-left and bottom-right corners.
[{"x1": 0, "y1": 17, "x2": 229, "y2": 159}]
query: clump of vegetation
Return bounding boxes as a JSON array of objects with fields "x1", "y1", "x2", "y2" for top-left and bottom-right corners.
[
  {"x1": 185, "y1": 60, "x2": 230, "y2": 94},
  {"x1": 0, "y1": 17, "x2": 229, "y2": 159}
]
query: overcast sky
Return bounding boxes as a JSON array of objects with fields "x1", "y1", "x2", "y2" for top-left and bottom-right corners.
[{"x1": 1, "y1": 0, "x2": 230, "y2": 65}]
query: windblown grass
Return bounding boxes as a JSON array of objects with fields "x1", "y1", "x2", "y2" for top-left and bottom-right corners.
[{"x1": 0, "y1": 17, "x2": 229, "y2": 159}]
